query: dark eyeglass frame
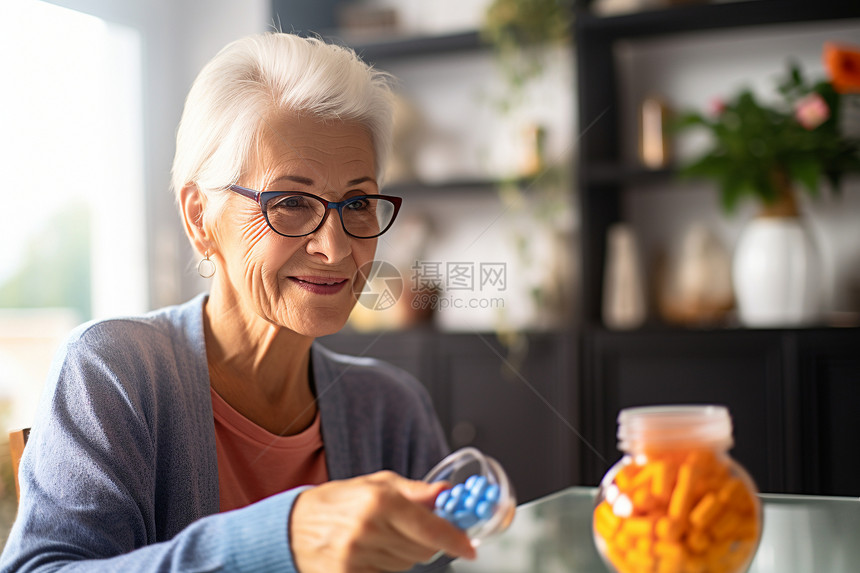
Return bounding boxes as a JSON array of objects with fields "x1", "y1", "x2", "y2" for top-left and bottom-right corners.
[{"x1": 229, "y1": 184, "x2": 403, "y2": 239}]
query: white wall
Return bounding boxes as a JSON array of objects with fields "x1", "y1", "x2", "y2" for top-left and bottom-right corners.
[{"x1": 378, "y1": 46, "x2": 579, "y2": 331}]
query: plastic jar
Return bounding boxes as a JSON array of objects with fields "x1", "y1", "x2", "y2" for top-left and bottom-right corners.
[
  {"x1": 593, "y1": 405, "x2": 762, "y2": 573},
  {"x1": 423, "y1": 447, "x2": 516, "y2": 546}
]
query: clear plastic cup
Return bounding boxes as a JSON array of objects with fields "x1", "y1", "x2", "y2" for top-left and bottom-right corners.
[{"x1": 423, "y1": 447, "x2": 516, "y2": 554}]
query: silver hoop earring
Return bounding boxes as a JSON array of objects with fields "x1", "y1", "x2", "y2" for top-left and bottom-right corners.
[{"x1": 197, "y1": 252, "x2": 216, "y2": 278}]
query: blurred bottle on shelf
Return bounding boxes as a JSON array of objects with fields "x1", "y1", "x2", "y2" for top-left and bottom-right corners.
[
  {"x1": 603, "y1": 223, "x2": 647, "y2": 330},
  {"x1": 639, "y1": 95, "x2": 672, "y2": 170}
]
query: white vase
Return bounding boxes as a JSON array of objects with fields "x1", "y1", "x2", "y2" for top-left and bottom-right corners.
[
  {"x1": 732, "y1": 216, "x2": 821, "y2": 327},
  {"x1": 603, "y1": 223, "x2": 647, "y2": 330}
]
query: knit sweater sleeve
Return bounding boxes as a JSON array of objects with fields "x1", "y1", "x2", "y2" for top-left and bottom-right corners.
[
  {"x1": 0, "y1": 317, "x2": 305, "y2": 573},
  {"x1": 3, "y1": 484, "x2": 304, "y2": 573}
]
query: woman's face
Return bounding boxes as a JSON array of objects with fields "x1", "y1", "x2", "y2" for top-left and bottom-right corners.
[{"x1": 207, "y1": 114, "x2": 379, "y2": 337}]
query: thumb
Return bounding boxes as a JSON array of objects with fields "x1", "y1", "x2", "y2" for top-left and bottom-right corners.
[{"x1": 397, "y1": 478, "x2": 450, "y2": 509}]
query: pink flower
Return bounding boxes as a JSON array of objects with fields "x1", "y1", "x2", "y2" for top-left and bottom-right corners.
[
  {"x1": 794, "y1": 92, "x2": 830, "y2": 129},
  {"x1": 709, "y1": 98, "x2": 726, "y2": 116}
]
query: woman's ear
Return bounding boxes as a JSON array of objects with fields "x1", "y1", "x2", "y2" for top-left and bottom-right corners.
[{"x1": 179, "y1": 183, "x2": 212, "y2": 256}]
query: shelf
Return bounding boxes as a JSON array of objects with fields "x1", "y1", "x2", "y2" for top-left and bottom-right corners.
[
  {"x1": 329, "y1": 30, "x2": 484, "y2": 62},
  {"x1": 585, "y1": 312, "x2": 860, "y2": 341},
  {"x1": 576, "y1": 1, "x2": 860, "y2": 41},
  {"x1": 385, "y1": 176, "x2": 546, "y2": 196},
  {"x1": 327, "y1": 326, "x2": 572, "y2": 339},
  {"x1": 384, "y1": 178, "x2": 498, "y2": 195},
  {"x1": 583, "y1": 163, "x2": 676, "y2": 186},
  {"x1": 587, "y1": 320, "x2": 860, "y2": 340}
]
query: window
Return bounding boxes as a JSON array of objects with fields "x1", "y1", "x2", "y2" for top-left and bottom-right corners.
[{"x1": 0, "y1": 0, "x2": 146, "y2": 533}]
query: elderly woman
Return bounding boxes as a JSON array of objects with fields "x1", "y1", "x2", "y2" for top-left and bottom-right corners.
[{"x1": 1, "y1": 33, "x2": 475, "y2": 572}]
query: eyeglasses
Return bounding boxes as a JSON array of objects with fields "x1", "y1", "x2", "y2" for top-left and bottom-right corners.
[{"x1": 229, "y1": 185, "x2": 402, "y2": 239}]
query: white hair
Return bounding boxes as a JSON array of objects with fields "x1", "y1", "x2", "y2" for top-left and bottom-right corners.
[{"x1": 171, "y1": 33, "x2": 396, "y2": 198}]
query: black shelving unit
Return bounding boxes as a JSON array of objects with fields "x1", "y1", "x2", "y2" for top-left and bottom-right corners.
[
  {"x1": 575, "y1": 0, "x2": 860, "y2": 494},
  {"x1": 575, "y1": 0, "x2": 860, "y2": 329},
  {"x1": 576, "y1": 0, "x2": 856, "y2": 38},
  {"x1": 341, "y1": 30, "x2": 483, "y2": 62}
]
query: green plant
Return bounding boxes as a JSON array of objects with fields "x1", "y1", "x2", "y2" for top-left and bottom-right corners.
[
  {"x1": 481, "y1": 0, "x2": 574, "y2": 112},
  {"x1": 478, "y1": 0, "x2": 578, "y2": 340},
  {"x1": 676, "y1": 45, "x2": 860, "y2": 213}
]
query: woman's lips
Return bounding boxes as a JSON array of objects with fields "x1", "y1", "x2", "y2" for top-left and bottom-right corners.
[{"x1": 289, "y1": 276, "x2": 349, "y2": 295}]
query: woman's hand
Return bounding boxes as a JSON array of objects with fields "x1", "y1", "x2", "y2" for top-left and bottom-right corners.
[{"x1": 290, "y1": 470, "x2": 476, "y2": 573}]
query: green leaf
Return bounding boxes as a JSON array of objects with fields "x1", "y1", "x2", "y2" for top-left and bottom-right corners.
[
  {"x1": 670, "y1": 112, "x2": 708, "y2": 133},
  {"x1": 721, "y1": 175, "x2": 743, "y2": 212},
  {"x1": 720, "y1": 172, "x2": 760, "y2": 213},
  {"x1": 787, "y1": 158, "x2": 821, "y2": 196},
  {"x1": 791, "y1": 63, "x2": 803, "y2": 87},
  {"x1": 681, "y1": 155, "x2": 731, "y2": 179}
]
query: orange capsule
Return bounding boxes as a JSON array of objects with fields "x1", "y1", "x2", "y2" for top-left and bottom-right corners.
[
  {"x1": 653, "y1": 540, "x2": 683, "y2": 559},
  {"x1": 632, "y1": 464, "x2": 656, "y2": 490},
  {"x1": 615, "y1": 464, "x2": 640, "y2": 493},
  {"x1": 621, "y1": 516, "x2": 656, "y2": 538},
  {"x1": 595, "y1": 515, "x2": 617, "y2": 542},
  {"x1": 668, "y1": 463, "x2": 697, "y2": 521},
  {"x1": 717, "y1": 478, "x2": 745, "y2": 507},
  {"x1": 626, "y1": 548, "x2": 656, "y2": 571},
  {"x1": 655, "y1": 516, "x2": 684, "y2": 542},
  {"x1": 651, "y1": 460, "x2": 676, "y2": 501},
  {"x1": 595, "y1": 500, "x2": 622, "y2": 533},
  {"x1": 709, "y1": 509, "x2": 740, "y2": 539},
  {"x1": 690, "y1": 493, "x2": 722, "y2": 529},
  {"x1": 633, "y1": 488, "x2": 659, "y2": 515},
  {"x1": 685, "y1": 528, "x2": 711, "y2": 554}
]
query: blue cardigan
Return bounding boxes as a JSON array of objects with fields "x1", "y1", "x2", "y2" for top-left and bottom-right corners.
[{"x1": 0, "y1": 294, "x2": 449, "y2": 572}]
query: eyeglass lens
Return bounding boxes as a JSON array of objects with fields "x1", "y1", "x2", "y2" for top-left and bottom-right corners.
[{"x1": 264, "y1": 195, "x2": 395, "y2": 238}]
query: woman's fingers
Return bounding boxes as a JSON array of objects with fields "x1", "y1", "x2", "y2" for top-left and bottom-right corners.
[
  {"x1": 394, "y1": 477, "x2": 450, "y2": 507},
  {"x1": 385, "y1": 477, "x2": 476, "y2": 561},
  {"x1": 290, "y1": 471, "x2": 476, "y2": 573}
]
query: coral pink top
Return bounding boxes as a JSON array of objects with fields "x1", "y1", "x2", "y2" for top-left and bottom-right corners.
[{"x1": 211, "y1": 388, "x2": 329, "y2": 512}]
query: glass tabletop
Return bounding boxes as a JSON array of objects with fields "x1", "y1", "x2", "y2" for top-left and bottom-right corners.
[{"x1": 444, "y1": 487, "x2": 860, "y2": 573}]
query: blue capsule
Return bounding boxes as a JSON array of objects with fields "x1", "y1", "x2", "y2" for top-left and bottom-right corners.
[
  {"x1": 451, "y1": 483, "x2": 465, "y2": 498},
  {"x1": 470, "y1": 476, "x2": 488, "y2": 497},
  {"x1": 444, "y1": 496, "x2": 460, "y2": 515},
  {"x1": 454, "y1": 510, "x2": 480, "y2": 529},
  {"x1": 476, "y1": 499, "x2": 494, "y2": 521},
  {"x1": 463, "y1": 493, "x2": 480, "y2": 511},
  {"x1": 435, "y1": 489, "x2": 450, "y2": 510}
]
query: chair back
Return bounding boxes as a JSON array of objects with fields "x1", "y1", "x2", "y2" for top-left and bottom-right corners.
[{"x1": 9, "y1": 427, "x2": 30, "y2": 501}]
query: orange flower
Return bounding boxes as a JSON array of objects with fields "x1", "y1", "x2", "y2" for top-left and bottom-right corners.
[{"x1": 824, "y1": 42, "x2": 860, "y2": 94}]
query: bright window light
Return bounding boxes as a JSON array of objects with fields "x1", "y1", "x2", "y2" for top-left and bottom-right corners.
[{"x1": 0, "y1": 0, "x2": 146, "y2": 433}]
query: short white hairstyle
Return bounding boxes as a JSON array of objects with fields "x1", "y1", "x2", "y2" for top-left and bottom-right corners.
[{"x1": 171, "y1": 33, "x2": 396, "y2": 198}]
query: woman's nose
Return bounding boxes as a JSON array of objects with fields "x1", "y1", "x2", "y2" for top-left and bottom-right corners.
[{"x1": 305, "y1": 208, "x2": 352, "y2": 262}]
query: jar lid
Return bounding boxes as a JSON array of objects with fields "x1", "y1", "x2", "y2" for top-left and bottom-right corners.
[{"x1": 617, "y1": 405, "x2": 733, "y2": 451}]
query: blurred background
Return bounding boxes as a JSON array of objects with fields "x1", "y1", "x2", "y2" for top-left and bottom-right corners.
[{"x1": 1, "y1": 0, "x2": 859, "y2": 544}]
